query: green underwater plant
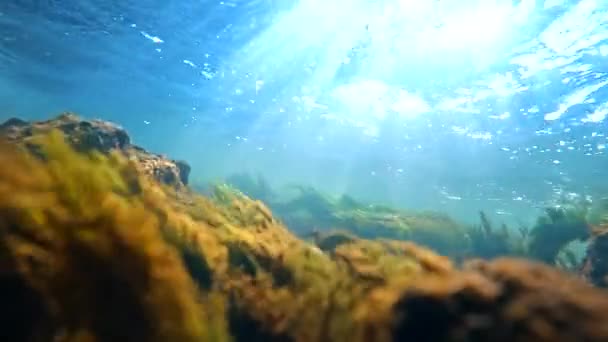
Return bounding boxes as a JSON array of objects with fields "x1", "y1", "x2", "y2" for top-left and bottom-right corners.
[
  {"x1": 271, "y1": 185, "x2": 469, "y2": 257},
  {"x1": 466, "y1": 211, "x2": 528, "y2": 259},
  {"x1": 225, "y1": 172, "x2": 276, "y2": 204},
  {"x1": 528, "y1": 203, "x2": 591, "y2": 264},
  {"x1": 581, "y1": 227, "x2": 608, "y2": 288}
]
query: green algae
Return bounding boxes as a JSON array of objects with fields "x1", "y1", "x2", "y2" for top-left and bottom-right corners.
[
  {"x1": 0, "y1": 130, "x2": 230, "y2": 341},
  {"x1": 3, "y1": 116, "x2": 608, "y2": 342}
]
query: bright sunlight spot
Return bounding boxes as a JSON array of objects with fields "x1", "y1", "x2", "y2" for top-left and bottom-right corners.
[{"x1": 228, "y1": 0, "x2": 534, "y2": 129}]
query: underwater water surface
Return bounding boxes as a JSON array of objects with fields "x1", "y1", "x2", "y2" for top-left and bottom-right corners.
[{"x1": 1, "y1": 0, "x2": 608, "y2": 226}]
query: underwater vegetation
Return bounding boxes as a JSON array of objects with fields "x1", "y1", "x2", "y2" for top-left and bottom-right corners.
[
  {"x1": 0, "y1": 113, "x2": 192, "y2": 188},
  {"x1": 222, "y1": 179, "x2": 470, "y2": 258},
  {"x1": 224, "y1": 173, "x2": 599, "y2": 269},
  {"x1": 581, "y1": 199, "x2": 608, "y2": 287},
  {"x1": 528, "y1": 201, "x2": 591, "y2": 264},
  {"x1": 0, "y1": 128, "x2": 227, "y2": 341},
  {"x1": 3, "y1": 113, "x2": 608, "y2": 341},
  {"x1": 582, "y1": 228, "x2": 608, "y2": 288},
  {"x1": 465, "y1": 211, "x2": 528, "y2": 259},
  {"x1": 225, "y1": 172, "x2": 276, "y2": 205}
]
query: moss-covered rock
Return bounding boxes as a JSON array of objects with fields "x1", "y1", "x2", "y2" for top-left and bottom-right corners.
[
  {"x1": 0, "y1": 113, "x2": 191, "y2": 188},
  {"x1": 0, "y1": 130, "x2": 229, "y2": 341},
  {"x1": 272, "y1": 186, "x2": 469, "y2": 258},
  {"x1": 2, "y1": 114, "x2": 608, "y2": 342}
]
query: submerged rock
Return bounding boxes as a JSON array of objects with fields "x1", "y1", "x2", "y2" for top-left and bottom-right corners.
[
  {"x1": 1, "y1": 114, "x2": 608, "y2": 341},
  {"x1": 391, "y1": 258, "x2": 608, "y2": 342},
  {"x1": 272, "y1": 185, "x2": 470, "y2": 258},
  {"x1": 0, "y1": 113, "x2": 191, "y2": 188}
]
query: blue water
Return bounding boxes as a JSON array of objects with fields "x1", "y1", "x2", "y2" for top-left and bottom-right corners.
[{"x1": 1, "y1": 0, "x2": 607, "y2": 226}]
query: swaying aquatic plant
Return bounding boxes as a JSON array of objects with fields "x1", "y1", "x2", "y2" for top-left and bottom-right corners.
[
  {"x1": 466, "y1": 211, "x2": 528, "y2": 260},
  {"x1": 528, "y1": 203, "x2": 591, "y2": 264}
]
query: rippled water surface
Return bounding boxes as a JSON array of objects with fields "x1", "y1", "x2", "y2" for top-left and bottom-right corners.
[{"x1": 1, "y1": 0, "x2": 607, "y2": 224}]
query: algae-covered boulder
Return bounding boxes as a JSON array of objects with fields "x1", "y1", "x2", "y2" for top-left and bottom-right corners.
[
  {"x1": 272, "y1": 186, "x2": 470, "y2": 258},
  {"x1": 0, "y1": 113, "x2": 191, "y2": 188},
  {"x1": 2, "y1": 114, "x2": 608, "y2": 342},
  {"x1": 0, "y1": 130, "x2": 229, "y2": 342},
  {"x1": 389, "y1": 258, "x2": 608, "y2": 342}
]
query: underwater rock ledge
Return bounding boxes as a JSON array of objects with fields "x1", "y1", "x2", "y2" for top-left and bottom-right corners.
[
  {"x1": 0, "y1": 113, "x2": 191, "y2": 188},
  {"x1": 2, "y1": 113, "x2": 608, "y2": 342}
]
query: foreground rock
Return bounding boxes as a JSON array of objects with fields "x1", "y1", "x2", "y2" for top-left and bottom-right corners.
[
  {"x1": 1, "y1": 114, "x2": 608, "y2": 342},
  {"x1": 0, "y1": 113, "x2": 191, "y2": 188}
]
